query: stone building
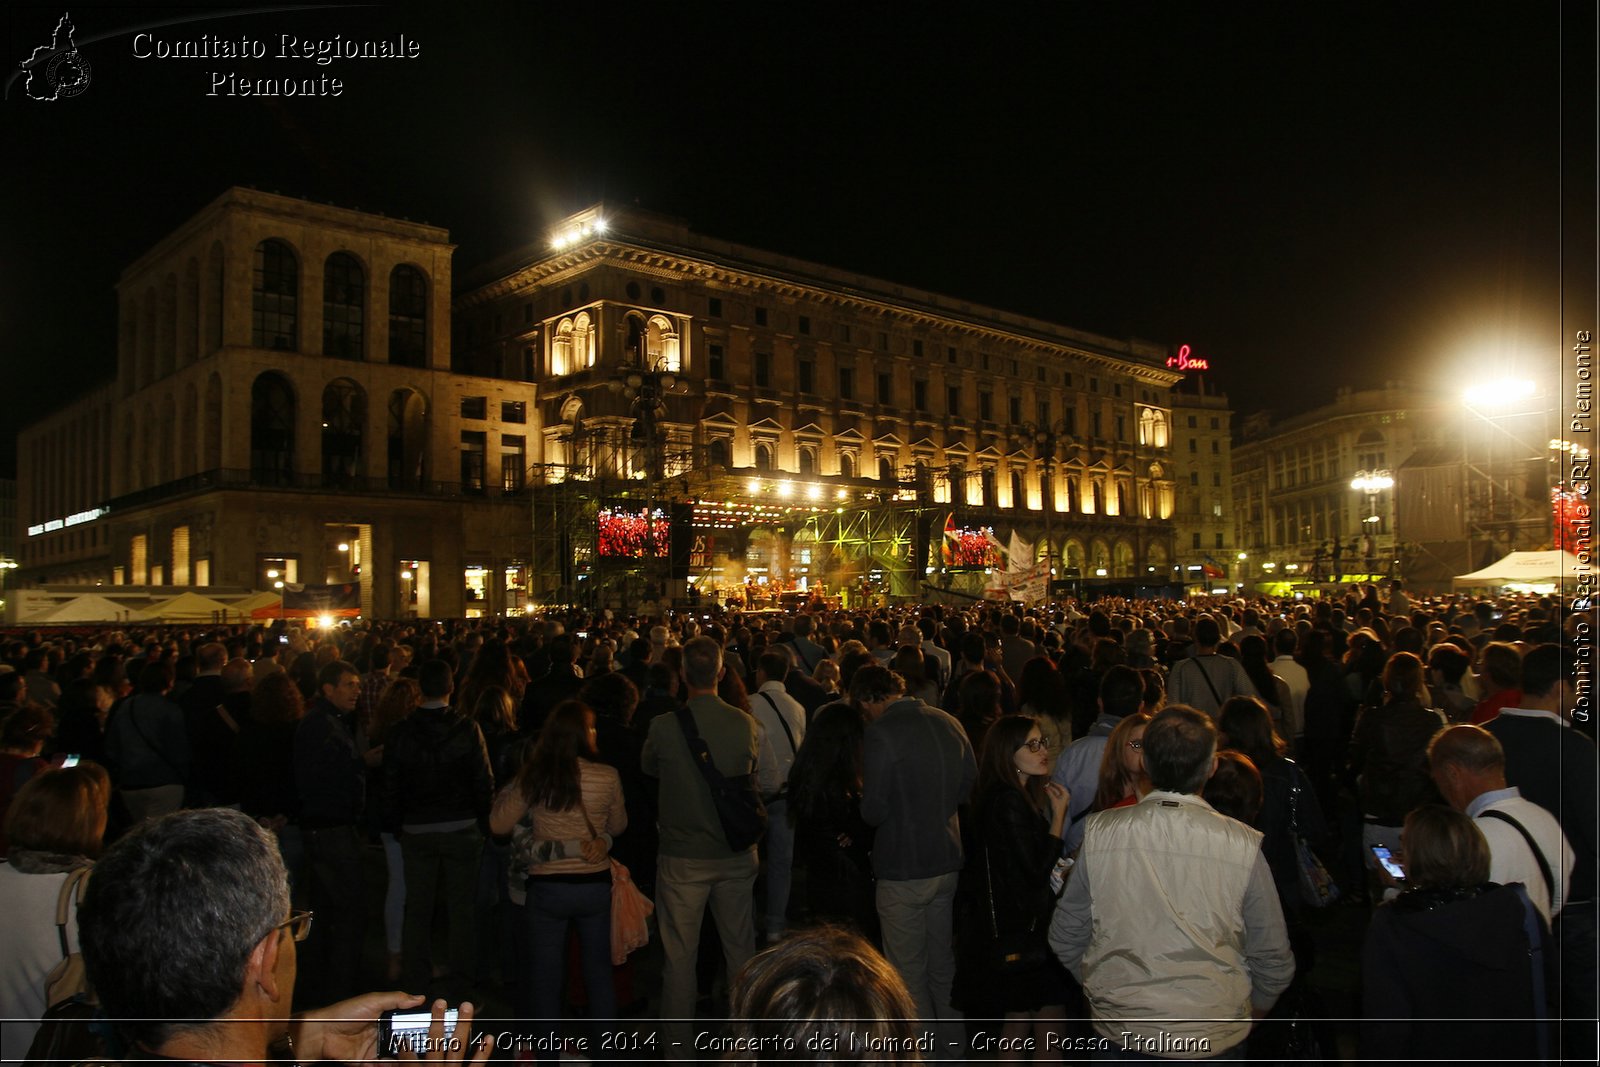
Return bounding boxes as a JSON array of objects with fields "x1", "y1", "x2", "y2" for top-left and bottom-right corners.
[
  {"x1": 15, "y1": 191, "x2": 1192, "y2": 616},
  {"x1": 1168, "y1": 373, "x2": 1236, "y2": 592}
]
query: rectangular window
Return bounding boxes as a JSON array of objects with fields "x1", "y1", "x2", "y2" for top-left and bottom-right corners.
[
  {"x1": 195, "y1": 558, "x2": 210, "y2": 586},
  {"x1": 171, "y1": 526, "x2": 190, "y2": 586},
  {"x1": 1036, "y1": 366, "x2": 1046, "y2": 381},
  {"x1": 798, "y1": 315, "x2": 810, "y2": 335},
  {"x1": 877, "y1": 372, "x2": 892, "y2": 403},
  {"x1": 1193, "y1": 532, "x2": 1202, "y2": 549},
  {"x1": 461, "y1": 396, "x2": 487, "y2": 420},
  {"x1": 1090, "y1": 378, "x2": 1099, "y2": 393},
  {"x1": 523, "y1": 303, "x2": 533, "y2": 324},
  {"x1": 1064, "y1": 408, "x2": 1076, "y2": 435},
  {"x1": 1115, "y1": 414, "x2": 1126, "y2": 440},
  {"x1": 947, "y1": 346, "x2": 957, "y2": 363},
  {"x1": 878, "y1": 331, "x2": 889, "y2": 351},
  {"x1": 501, "y1": 434, "x2": 526, "y2": 492},
  {"x1": 754, "y1": 351, "x2": 771, "y2": 387},
  {"x1": 1037, "y1": 400, "x2": 1049, "y2": 425},
  {"x1": 460, "y1": 430, "x2": 486, "y2": 492},
  {"x1": 708, "y1": 297, "x2": 722, "y2": 317},
  {"x1": 1211, "y1": 439, "x2": 1220, "y2": 454},
  {"x1": 1113, "y1": 383, "x2": 1122, "y2": 397},
  {"x1": 501, "y1": 400, "x2": 526, "y2": 423},
  {"x1": 913, "y1": 340, "x2": 924, "y2": 358},
  {"x1": 948, "y1": 386, "x2": 961, "y2": 415},
  {"x1": 1092, "y1": 411, "x2": 1103, "y2": 437},
  {"x1": 1009, "y1": 396, "x2": 1022, "y2": 424},
  {"x1": 839, "y1": 324, "x2": 851, "y2": 343},
  {"x1": 979, "y1": 392, "x2": 993, "y2": 421},
  {"x1": 798, "y1": 361, "x2": 815, "y2": 394},
  {"x1": 1188, "y1": 415, "x2": 1198, "y2": 428},
  {"x1": 755, "y1": 306, "x2": 767, "y2": 326},
  {"x1": 1189, "y1": 439, "x2": 1198, "y2": 453},
  {"x1": 914, "y1": 379, "x2": 928, "y2": 411},
  {"x1": 839, "y1": 367, "x2": 854, "y2": 399},
  {"x1": 708, "y1": 343, "x2": 725, "y2": 379},
  {"x1": 131, "y1": 534, "x2": 148, "y2": 586},
  {"x1": 1215, "y1": 533, "x2": 1225, "y2": 549},
  {"x1": 1210, "y1": 417, "x2": 1220, "y2": 429}
]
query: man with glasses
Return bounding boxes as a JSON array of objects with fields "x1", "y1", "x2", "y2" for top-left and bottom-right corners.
[{"x1": 78, "y1": 807, "x2": 486, "y2": 1064}]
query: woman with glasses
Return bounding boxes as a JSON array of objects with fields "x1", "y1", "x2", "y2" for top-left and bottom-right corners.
[
  {"x1": 490, "y1": 699, "x2": 625, "y2": 1044},
  {"x1": 1092, "y1": 711, "x2": 1153, "y2": 812},
  {"x1": 956, "y1": 714, "x2": 1072, "y2": 1055}
]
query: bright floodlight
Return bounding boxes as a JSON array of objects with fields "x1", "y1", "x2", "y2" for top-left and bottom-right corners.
[
  {"x1": 778, "y1": 480, "x2": 794, "y2": 498},
  {"x1": 318, "y1": 614, "x2": 334, "y2": 630},
  {"x1": 1463, "y1": 379, "x2": 1537, "y2": 408}
]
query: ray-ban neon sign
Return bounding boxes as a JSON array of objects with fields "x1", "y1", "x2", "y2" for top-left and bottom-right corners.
[{"x1": 1166, "y1": 344, "x2": 1209, "y2": 371}]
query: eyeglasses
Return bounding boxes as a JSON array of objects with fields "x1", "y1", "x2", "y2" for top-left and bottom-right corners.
[
  {"x1": 273, "y1": 910, "x2": 315, "y2": 943},
  {"x1": 1126, "y1": 739, "x2": 1144, "y2": 751},
  {"x1": 1017, "y1": 738, "x2": 1048, "y2": 753}
]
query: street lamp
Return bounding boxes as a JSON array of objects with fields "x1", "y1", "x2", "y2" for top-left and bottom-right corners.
[
  {"x1": 1462, "y1": 378, "x2": 1554, "y2": 559},
  {"x1": 1350, "y1": 469, "x2": 1394, "y2": 575},
  {"x1": 1020, "y1": 421, "x2": 1072, "y2": 591}
]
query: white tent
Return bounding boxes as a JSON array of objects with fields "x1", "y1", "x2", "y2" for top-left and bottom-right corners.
[
  {"x1": 38, "y1": 594, "x2": 143, "y2": 623},
  {"x1": 227, "y1": 590, "x2": 284, "y2": 620},
  {"x1": 135, "y1": 592, "x2": 233, "y2": 622},
  {"x1": 1452, "y1": 550, "x2": 1585, "y2": 589}
]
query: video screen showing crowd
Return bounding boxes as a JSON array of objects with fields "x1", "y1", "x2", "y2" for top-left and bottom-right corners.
[{"x1": 0, "y1": 581, "x2": 1591, "y2": 1062}]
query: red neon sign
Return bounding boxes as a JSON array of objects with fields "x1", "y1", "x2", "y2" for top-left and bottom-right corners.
[{"x1": 1166, "y1": 344, "x2": 1210, "y2": 371}]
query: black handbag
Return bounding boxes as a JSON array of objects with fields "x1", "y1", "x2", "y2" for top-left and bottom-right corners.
[
  {"x1": 674, "y1": 707, "x2": 767, "y2": 851},
  {"x1": 984, "y1": 845, "x2": 1047, "y2": 973}
]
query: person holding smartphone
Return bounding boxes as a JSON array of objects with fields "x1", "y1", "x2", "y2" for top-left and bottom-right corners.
[{"x1": 77, "y1": 807, "x2": 489, "y2": 1066}]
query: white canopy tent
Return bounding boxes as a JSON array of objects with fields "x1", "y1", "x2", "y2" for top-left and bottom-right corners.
[
  {"x1": 1452, "y1": 550, "x2": 1584, "y2": 589},
  {"x1": 134, "y1": 592, "x2": 234, "y2": 622},
  {"x1": 38, "y1": 594, "x2": 145, "y2": 623}
]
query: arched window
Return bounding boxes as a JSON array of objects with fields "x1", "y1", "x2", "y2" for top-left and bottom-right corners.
[
  {"x1": 181, "y1": 258, "x2": 199, "y2": 366},
  {"x1": 553, "y1": 318, "x2": 575, "y2": 376},
  {"x1": 879, "y1": 456, "x2": 896, "y2": 482},
  {"x1": 1011, "y1": 471, "x2": 1024, "y2": 508},
  {"x1": 388, "y1": 388, "x2": 428, "y2": 489},
  {"x1": 572, "y1": 311, "x2": 594, "y2": 369},
  {"x1": 1116, "y1": 481, "x2": 1129, "y2": 515},
  {"x1": 839, "y1": 452, "x2": 856, "y2": 479},
  {"x1": 159, "y1": 274, "x2": 177, "y2": 378},
  {"x1": 204, "y1": 374, "x2": 223, "y2": 470},
  {"x1": 798, "y1": 445, "x2": 817, "y2": 475},
  {"x1": 754, "y1": 441, "x2": 774, "y2": 471},
  {"x1": 981, "y1": 467, "x2": 996, "y2": 507},
  {"x1": 388, "y1": 265, "x2": 427, "y2": 366},
  {"x1": 323, "y1": 253, "x2": 365, "y2": 360},
  {"x1": 708, "y1": 438, "x2": 731, "y2": 469},
  {"x1": 205, "y1": 241, "x2": 225, "y2": 353},
  {"x1": 252, "y1": 240, "x2": 298, "y2": 351},
  {"x1": 1065, "y1": 476, "x2": 1079, "y2": 513},
  {"x1": 1114, "y1": 541, "x2": 1135, "y2": 577},
  {"x1": 322, "y1": 379, "x2": 366, "y2": 487},
  {"x1": 180, "y1": 382, "x2": 198, "y2": 478},
  {"x1": 647, "y1": 315, "x2": 681, "y2": 372},
  {"x1": 1092, "y1": 480, "x2": 1105, "y2": 514},
  {"x1": 250, "y1": 372, "x2": 296, "y2": 485}
]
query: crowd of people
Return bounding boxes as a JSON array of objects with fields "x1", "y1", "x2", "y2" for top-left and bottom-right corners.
[{"x1": 0, "y1": 578, "x2": 1592, "y2": 1062}]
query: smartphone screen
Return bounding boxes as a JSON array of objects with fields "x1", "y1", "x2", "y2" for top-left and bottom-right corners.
[
  {"x1": 378, "y1": 1008, "x2": 458, "y2": 1058},
  {"x1": 1371, "y1": 844, "x2": 1405, "y2": 880},
  {"x1": 61, "y1": 754, "x2": 80, "y2": 768}
]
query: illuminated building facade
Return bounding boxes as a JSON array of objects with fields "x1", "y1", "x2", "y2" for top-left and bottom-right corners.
[
  {"x1": 1168, "y1": 375, "x2": 1237, "y2": 592},
  {"x1": 15, "y1": 192, "x2": 1190, "y2": 617}
]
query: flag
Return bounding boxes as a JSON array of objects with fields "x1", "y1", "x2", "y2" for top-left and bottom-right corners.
[{"x1": 1009, "y1": 531, "x2": 1033, "y2": 574}]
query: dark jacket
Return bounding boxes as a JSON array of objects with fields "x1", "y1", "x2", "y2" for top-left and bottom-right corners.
[
  {"x1": 1362, "y1": 883, "x2": 1552, "y2": 1060},
  {"x1": 972, "y1": 786, "x2": 1060, "y2": 933},
  {"x1": 181, "y1": 674, "x2": 239, "y2": 805},
  {"x1": 294, "y1": 698, "x2": 365, "y2": 826},
  {"x1": 1349, "y1": 698, "x2": 1444, "y2": 824},
  {"x1": 382, "y1": 704, "x2": 494, "y2": 830}
]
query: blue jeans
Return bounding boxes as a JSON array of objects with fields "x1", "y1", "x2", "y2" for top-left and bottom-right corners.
[{"x1": 526, "y1": 878, "x2": 614, "y2": 1032}]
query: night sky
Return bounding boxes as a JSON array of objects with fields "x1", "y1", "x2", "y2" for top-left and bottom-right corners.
[{"x1": 2, "y1": 1, "x2": 1589, "y2": 477}]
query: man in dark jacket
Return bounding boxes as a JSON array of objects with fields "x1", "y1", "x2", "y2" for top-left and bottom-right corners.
[
  {"x1": 383, "y1": 658, "x2": 494, "y2": 1001},
  {"x1": 181, "y1": 641, "x2": 238, "y2": 806},
  {"x1": 294, "y1": 658, "x2": 367, "y2": 1005}
]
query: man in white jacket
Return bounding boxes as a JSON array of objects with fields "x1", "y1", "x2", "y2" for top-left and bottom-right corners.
[{"x1": 1049, "y1": 705, "x2": 1295, "y2": 1058}]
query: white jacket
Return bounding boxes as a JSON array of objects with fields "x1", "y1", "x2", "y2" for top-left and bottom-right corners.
[{"x1": 1050, "y1": 791, "x2": 1295, "y2": 1057}]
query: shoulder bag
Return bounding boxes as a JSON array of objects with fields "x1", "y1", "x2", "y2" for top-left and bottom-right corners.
[{"x1": 673, "y1": 706, "x2": 767, "y2": 851}]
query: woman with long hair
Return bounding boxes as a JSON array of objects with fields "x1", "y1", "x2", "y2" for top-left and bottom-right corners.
[
  {"x1": 787, "y1": 702, "x2": 876, "y2": 936},
  {"x1": 956, "y1": 714, "x2": 1072, "y2": 1055},
  {"x1": 1349, "y1": 652, "x2": 1445, "y2": 891},
  {"x1": 455, "y1": 638, "x2": 526, "y2": 717},
  {"x1": 490, "y1": 699, "x2": 626, "y2": 1038},
  {"x1": 1091, "y1": 710, "x2": 1152, "y2": 812},
  {"x1": 1017, "y1": 657, "x2": 1073, "y2": 766},
  {"x1": 1218, "y1": 695, "x2": 1325, "y2": 965},
  {"x1": 1238, "y1": 635, "x2": 1292, "y2": 734}
]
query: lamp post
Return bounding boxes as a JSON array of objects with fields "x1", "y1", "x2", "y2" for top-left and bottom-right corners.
[
  {"x1": 1350, "y1": 469, "x2": 1394, "y2": 576},
  {"x1": 1462, "y1": 379, "x2": 1553, "y2": 562},
  {"x1": 1021, "y1": 421, "x2": 1071, "y2": 596}
]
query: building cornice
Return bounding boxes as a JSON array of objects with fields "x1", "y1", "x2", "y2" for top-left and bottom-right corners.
[{"x1": 459, "y1": 239, "x2": 1183, "y2": 387}]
